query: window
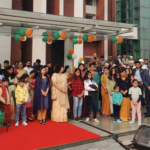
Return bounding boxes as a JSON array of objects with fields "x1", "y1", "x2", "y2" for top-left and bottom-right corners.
[
  {"x1": 85, "y1": 56, "x2": 92, "y2": 63},
  {"x1": 127, "y1": 0, "x2": 133, "y2": 9},
  {"x1": 86, "y1": 0, "x2": 96, "y2": 6},
  {"x1": 86, "y1": 15, "x2": 96, "y2": 19}
]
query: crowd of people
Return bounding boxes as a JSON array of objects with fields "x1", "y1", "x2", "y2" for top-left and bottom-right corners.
[{"x1": 0, "y1": 52, "x2": 150, "y2": 128}]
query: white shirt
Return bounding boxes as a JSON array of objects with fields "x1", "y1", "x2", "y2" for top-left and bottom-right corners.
[
  {"x1": 135, "y1": 69, "x2": 142, "y2": 82},
  {"x1": 118, "y1": 58, "x2": 121, "y2": 64},
  {"x1": 129, "y1": 87, "x2": 142, "y2": 100},
  {"x1": 24, "y1": 67, "x2": 33, "y2": 75},
  {"x1": 84, "y1": 79, "x2": 98, "y2": 96}
]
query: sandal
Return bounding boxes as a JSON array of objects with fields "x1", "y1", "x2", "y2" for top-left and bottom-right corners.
[
  {"x1": 43, "y1": 120, "x2": 48, "y2": 124},
  {"x1": 40, "y1": 120, "x2": 43, "y2": 124}
]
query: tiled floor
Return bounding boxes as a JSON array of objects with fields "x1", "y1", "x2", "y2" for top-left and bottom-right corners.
[
  {"x1": 62, "y1": 109, "x2": 150, "y2": 150},
  {"x1": 61, "y1": 134, "x2": 135, "y2": 150}
]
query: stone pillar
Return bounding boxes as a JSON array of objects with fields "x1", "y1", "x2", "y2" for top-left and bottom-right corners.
[
  {"x1": 0, "y1": 0, "x2": 12, "y2": 65},
  {"x1": 74, "y1": 0, "x2": 84, "y2": 67},
  {"x1": 32, "y1": 0, "x2": 47, "y2": 65}
]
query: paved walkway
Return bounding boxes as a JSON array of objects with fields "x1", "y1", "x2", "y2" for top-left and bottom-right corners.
[{"x1": 61, "y1": 109, "x2": 149, "y2": 150}]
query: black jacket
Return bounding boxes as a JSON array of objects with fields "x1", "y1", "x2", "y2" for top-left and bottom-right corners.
[
  {"x1": 132, "y1": 68, "x2": 144, "y2": 82},
  {"x1": 116, "y1": 77, "x2": 132, "y2": 97}
]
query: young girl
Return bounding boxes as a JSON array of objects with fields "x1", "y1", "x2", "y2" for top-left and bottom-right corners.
[
  {"x1": 72, "y1": 69, "x2": 84, "y2": 120},
  {"x1": 33, "y1": 67, "x2": 51, "y2": 124},
  {"x1": 112, "y1": 85, "x2": 123, "y2": 123},
  {"x1": 22, "y1": 74, "x2": 33, "y2": 122},
  {"x1": 84, "y1": 71, "x2": 99, "y2": 123},
  {"x1": 129, "y1": 79, "x2": 142, "y2": 126}
]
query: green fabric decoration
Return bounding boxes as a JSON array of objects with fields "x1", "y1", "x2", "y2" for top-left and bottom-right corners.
[
  {"x1": 82, "y1": 35, "x2": 88, "y2": 42},
  {"x1": 42, "y1": 32, "x2": 48, "y2": 36},
  {"x1": 19, "y1": 30, "x2": 25, "y2": 37},
  {"x1": 78, "y1": 61, "x2": 81, "y2": 64},
  {"x1": 53, "y1": 32, "x2": 60, "y2": 40},
  {"x1": 0, "y1": 109, "x2": 4, "y2": 128},
  {"x1": 111, "y1": 36, "x2": 117, "y2": 43},
  {"x1": 15, "y1": 35, "x2": 20, "y2": 41},
  {"x1": 73, "y1": 39, "x2": 78, "y2": 44},
  {"x1": 42, "y1": 36, "x2": 48, "y2": 42},
  {"x1": 67, "y1": 54, "x2": 72, "y2": 59}
]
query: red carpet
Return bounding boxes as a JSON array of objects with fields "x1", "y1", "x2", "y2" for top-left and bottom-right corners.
[{"x1": 0, "y1": 120, "x2": 102, "y2": 150}]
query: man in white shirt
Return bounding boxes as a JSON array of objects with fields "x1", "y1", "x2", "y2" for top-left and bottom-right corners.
[{"x1": 24, "y1": 60, "x2": 33, "y2": 74}]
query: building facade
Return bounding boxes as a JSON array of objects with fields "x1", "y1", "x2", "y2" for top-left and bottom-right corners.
[
  {"x1": 0, "y1": 0, "x2": 117, "y2": 67},
  {"x1": 116, "y1": 0, "x2": 150, "y2": 60}
]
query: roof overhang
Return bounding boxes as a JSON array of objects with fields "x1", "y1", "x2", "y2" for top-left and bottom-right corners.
[{"x1": 0, "y1": 8, "x2": 137, "y2": 40}]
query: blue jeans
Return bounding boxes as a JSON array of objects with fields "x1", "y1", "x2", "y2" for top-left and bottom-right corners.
[
  {"x1": 15, "y1": 103, "x2": 26, "y2": 122},
  {"x1": 73, "y1": 96, "x2": 83, "y2": 117}
]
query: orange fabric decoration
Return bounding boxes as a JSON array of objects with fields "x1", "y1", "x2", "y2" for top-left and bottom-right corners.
[
  {"x1": 117, "y1": 37, "x2": 123, "y2": 43},
  {"x1": 78, "y1": 36, "x2": 82, "y2": 39},
  {"x1": 78, "y1": 39, "x2": 83, "y2": 44},
  {"x1": 68, "y1": 49, "x2": 74, "y2": 54},
  {"x1": 73, "y1": 67, "x2": 76, "y2": 73},
  {"x1": 25, "y1": 29, "x2": 32, "y2": 37},
  {"x1": 60, "y1": 32, "x2": 67, "y2": 39},
  {"x1": 88, "y1": 35, "x2": 94, "y2": 42},
  {"x1": 19, "y1": 36, "x2": 25, "y2": 41},
  {"x1": 47, "y1": 37, "x2": 53, "y2": 42},
  {"x1": 79, "y1": 58, "x2": 83, "y2": 61}
]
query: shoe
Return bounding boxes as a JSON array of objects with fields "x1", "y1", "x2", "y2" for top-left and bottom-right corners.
[
  {"x1": 75, "y1": 118, "x2": 79, "y2": 121},
  {"x1": 138, "y1": 122, "x2": 142, "y2": 126},
  {"x1": 28, "y1": 118, "x2": 34, "y2": 122},
  {"x1": 78, "y1": 117, "x2": 82, "y2": 121},
  {"x1": 117, "y1": 119, "x2": 123, "y2": 123},
  {"x1": 8, "y1": 121, "x2": 11, "y2": 127},
  {"x1": 144, "y1": 112, "x2": 148, "y2": 115},
  {"x1": 144, "y1": 114, "x2": 150, "y2": 117},
  {"x1": 3, "y1": 123, "x2": 7, "y2": 127},
  {"x1": 114, "y1": 119, "x2": 117, "y2": 123},
  {"x1": 129, "y1": 121, "x2": 135, "y2": 124},
  {"x1": 15, "y1": 121, "x2": 19, "y2": 127},
  {"x1": 85, "y1": 117, "x2": 90, "y2": 122},
  {"x1": 93, "y1": 118, "x2": 99, "y2": 123},
  {"x1": 110, "y1": 114, "x2": 114, "y2": 118},
  {"x1": 22, "y1": 121, "x2": 28, "y2": 126}
]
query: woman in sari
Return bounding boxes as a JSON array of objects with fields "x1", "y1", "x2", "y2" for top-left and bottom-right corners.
[
  {"x1": 89, "y1": 63, "x2": 100, "y2": 114},
  {"x1": 4, "y1": 65, "x2": 18, "y2": 120},
  {"x1": 14, "y1": 61, "x2": 27, "y2": 79},
  {"x1": 51, "y1": 65, "x2": 69, "y2": 122},
  {"x1": 101, "y1": 67, "x2": 111, "y2": 117},
  {"x1": 116, "y1": 68, "x2": 132, "y2": 121},
  {"x1": 64, "y1": 65, "x2": 73, "y2": 115}
]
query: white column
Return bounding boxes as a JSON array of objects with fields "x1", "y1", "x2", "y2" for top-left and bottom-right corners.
[
  {"x1": 74, "y1": 0, "x2": 84, "y2": 68},
  {"x1": 59, "y1": 0, "x2": 64, "y2": 16},
  {"x1": 64, "y1": 33, "x2": 74, "y2": 71},
  {"x1": 104, "y1": 0, "x2": 108, "y2": 60},
  {"x1": 0, "y1": 0, "x2": 12, "y2": 65},
  {"x1": 32, "y1": 0, "x2": 47, "y2": 65}
]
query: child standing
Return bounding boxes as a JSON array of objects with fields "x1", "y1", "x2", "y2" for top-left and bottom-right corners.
[
  {"x1": 112, "y1": 85, "x2": 123, "y2": 123},
  {"x1": 72, "y1": 69, "x2": 84, "y2": 121},
  {"x1": 22, "y1": 74, "x2": 34, "y2": 122},
  {"x1": 84, "y1": 71, "x2": 99, "y2": 123},
  {"x1": 15, "y1": 78, "x2": 28, "y2": 127},
  {"x1": 0, "y1": 78, "x2": 13, "y2": 127},
  {"x1": 129, "y1": 79, "x2": 142, "y2": 126}
]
